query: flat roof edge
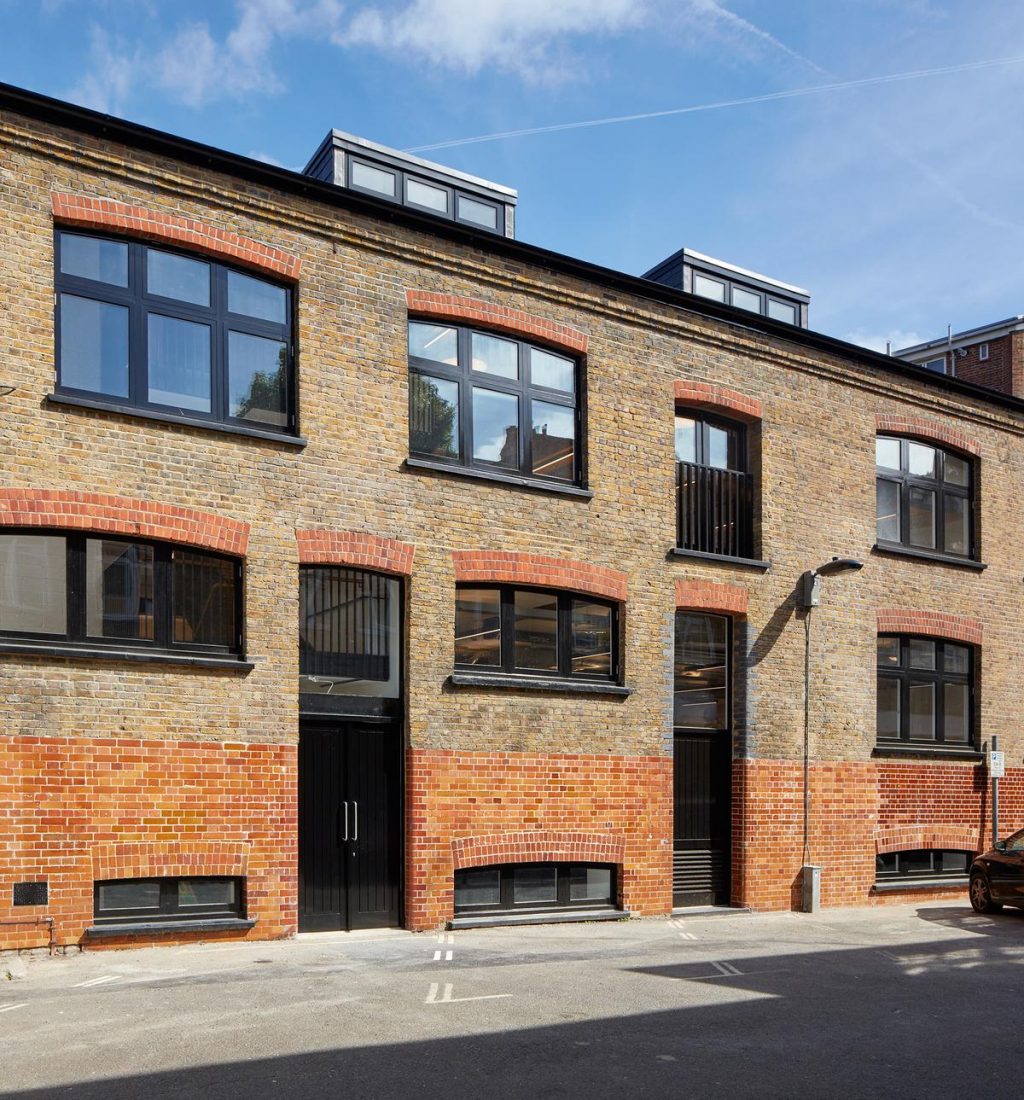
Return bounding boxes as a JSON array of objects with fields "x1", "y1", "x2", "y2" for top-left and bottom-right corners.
[{"x1": 897, "y1": 316, "x2": 1024, "y2": 356}]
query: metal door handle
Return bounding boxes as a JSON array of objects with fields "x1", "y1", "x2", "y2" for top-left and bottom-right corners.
[
  {"x1": 340, "y1": 801, "x2": 349, "y2": 843},
  {"x1": 352, "y1": 801, "x2": 358, "y2": 842}
]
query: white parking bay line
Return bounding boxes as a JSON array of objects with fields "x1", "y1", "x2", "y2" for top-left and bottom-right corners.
[
  {"x1": 445, "y1": 949, "x2": 453, "y2": 961},
  {"x1": 432, "y1": 950, "x2": 442, "y2": 962},
  {"x1": 0, "y1": 1003, "x2": 28, "y2": 1013},
  {"x1": 73, "y1": 975, "x2": 121, "y2": 988},
  {"x1": 710, "y1": 961, "x2": 743, "y2": 977},
  {"x1": 678, "y1": 931, "x2": 698, "y2": 940},
  {"x1": 425, "y1": 983, "x2": 512, "y2": 1005}
]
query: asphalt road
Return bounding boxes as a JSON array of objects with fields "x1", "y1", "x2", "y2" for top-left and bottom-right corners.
[{"x1": 3, "y1": 901, "x2": 1023, "y2": 1099}]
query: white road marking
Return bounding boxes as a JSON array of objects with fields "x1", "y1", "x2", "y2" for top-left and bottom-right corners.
[
  {"x1": 432, "y1": 950, "x2": 442, "y2": 961},
  {"x1": 0, "y1": 1003, "x2": 28, "y2": 1013},
  {"x1": 878, "y1": 950, "x2": 903, "y2": 963},
  {"x1": 678, "y1": 931, "x2": 698, "y2": 940},
  {"x1": 425, "y1": 983, "x2": 513, "y2": 1005},
  {"x1": 710, "y1": 960, "x2": 742, "y2": 977},
  {"x1": 73, "y1": 975, "x2": 120, "y2": 988},
  {"x1": 446, "y1": 933, "x2": 454, "y2": 945},
  {"x1": 445, "y1": 949, "x2": 453, "y2": 961},
  {"x1": 657, "y1": 1055, "x2": 677, "y2": 1062}
]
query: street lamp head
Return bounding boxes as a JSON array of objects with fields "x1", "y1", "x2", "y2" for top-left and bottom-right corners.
[
  {"x1": 799, "y1": 557, "x2": 863, "y2": 609},
  {"x1": 814, "y1": 557, "x2": 864, "y2": 577}
]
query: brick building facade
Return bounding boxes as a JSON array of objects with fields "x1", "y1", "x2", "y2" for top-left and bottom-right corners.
[{"x1": 3, "y1": 83, "x2": 1024, "y2": 951}]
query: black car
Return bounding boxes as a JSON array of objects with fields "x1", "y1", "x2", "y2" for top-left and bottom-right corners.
[{"x1": 969, "y1": 828, "x2": 1024, "y2": 913}]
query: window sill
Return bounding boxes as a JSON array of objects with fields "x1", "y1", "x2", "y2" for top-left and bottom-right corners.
[
  {"x1": 669, "y1": 547, "x2": 771, "y2": 571},
  {"x1": 84, "y1": 918, "x2": 257, "y2": 937},
  {"x1": 449, "y1": 671, "x2": 632, "y2": 697},
  {"x1": 0, "y1": 640, "x2": 254, "y2": 671},
  {"x1": 450, "y1": 908, "x2": 628, "y2": 929},
  {"x1": 405, "y1": 457, "x2": 594, "y2": 499},
  {"x1": 47, "y1": 393, "x2": 307, "y2": 448},
  {"x1": 873, "y1": 743, "x2": 983, "y2": 761},
  {"x1": 872, "y1": 542, "x2": 986, "y2": 571},
  {"x1": 872, "y1": 878, "x2": 968, "y2": 894}
]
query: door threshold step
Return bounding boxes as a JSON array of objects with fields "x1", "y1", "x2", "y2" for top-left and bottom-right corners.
[
  {"x1": 450, "y1": 908, "x2": 629, "y2": 930},
  {"x1": 671, "y1": 906, "x2": 752, "y2": 917}
]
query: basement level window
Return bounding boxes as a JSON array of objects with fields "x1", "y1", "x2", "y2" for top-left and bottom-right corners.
[
  {"x1": 93, "y1": 877, "x2": 244, "y2": 925},
  {"x1": 875, "y1": 850, "x2": 971, "y2": 883},
  {"x1": 454, "y1": 863, "x2": 616, "y2": 917}
]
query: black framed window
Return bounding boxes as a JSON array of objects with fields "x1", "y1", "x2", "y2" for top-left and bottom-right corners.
[
  {"x1": 55, "y1": 230, "x2": 295, "y2": 433},
  {"x1": 877, "y1": 635, "x2": 974, "y2": 747},
  {"x1": 454, "y1": 863, "x2": 615, "y2": 916},
  {"x1": 875, "y1": 850, "x2": 971, "y2": 882},
  {"x1": 93, "y1": 877, "x2": 243, "y2": 925},
  {"x1": 674, "y1": 612, "x2": 730, "y2": 731},
  {"x1": 408, "y1": 321, "x2": 580, "y2": 485},
  {"x1": 675, "y1": 412, "x2": 752, "y2": 558},
  {"x1": 876, "y1": 436, "x2": 973, "y2": 558},
  {"x1": 454, "y1": 585, "x2": 617, "y2": 682},
  {"x1": 0, "y1": 531, "x2": 242, "y2": 656}
]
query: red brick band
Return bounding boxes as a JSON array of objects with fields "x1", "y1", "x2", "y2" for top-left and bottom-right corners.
[
  {"x1": 296, "y1": 530, "x2": 415, "y2": 576},
  {"x1": 674, "y1": 380, "x2": 762, "y2": 421},
  {"x1": 452, "y1": 550, "x2": 627, "y2": 602},
  {"x1": 452, "y1": 831, "x2": 626, "y2": 870},
  {"x1": 51, "y1": 192, "x2": 301, "y2": 280},
  {"x1": 877, "y1": 609, "x2": 983, "y2": 645},
  {"x1": 0, "y1": 490, "x2": 248, "y2": 555},
  {"x1": 92, "y1": 842, "x2": 249, "y2": 880},
  {"x1": 875, "y1": 413, "x2": 980, "y2": 457},
  {"x1": 406, "y1": 291, "x2": 588, "y2": 355},
  {"x1": 675, "y1": 578, "x2": 748, "y2": 615},
  {"x1": 874, "y1": 827, "x2": 981, "y2": 855}
]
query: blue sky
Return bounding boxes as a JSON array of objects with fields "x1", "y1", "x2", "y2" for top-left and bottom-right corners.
[{"x1": 3, "y1": 0, "x2": 1024, "y2": 351}]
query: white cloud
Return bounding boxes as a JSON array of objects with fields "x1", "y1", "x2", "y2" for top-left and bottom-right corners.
[
  {"x1": 842, "y1": 330, "x2": 924, "y2": 355},
  {"x1": 338, "y1": 0, "x2": 652, "y2": 82}
]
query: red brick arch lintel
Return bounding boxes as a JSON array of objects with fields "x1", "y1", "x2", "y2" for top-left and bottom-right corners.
[
  {"x1": 0, "y1": 490, "x2": 248, "y2": 556},
  {"x1": 296, "y1": 530, "x2": 415, "y2": 576},
  {"x1": 875, "y1": 413, "x2": 981, "y2": 457},
  {"x1": 406, "y1": 291, "x2": 588, "y2": 355},
  {"x1": 91, "y1": 842, "x2": 250, "y2": 879},
  {"x1": 876, "y1": 609, "x2": 983, "y2": 645},
  {"x1": 51, "y1": 192, "x2": 301, "y2": 280},
  {"x1": 676, "y1": 578, "x2": 748, "y2": 616},
  {"x1": 452, "y1": 831, "x2": 626, "y2": 871},
  {"x1": 674, "y1": 380, "x2": 762, "y2": 422},
  {"x1": 452, "y1": 550, "x2": 627, "y2": 602},
  {"x1": 874, "y1": 827, "x2": 982, "y2": 856}
]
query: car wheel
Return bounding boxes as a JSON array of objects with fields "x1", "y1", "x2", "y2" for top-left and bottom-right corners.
[{"x1": 970, "y1": 874, "x2": 1003, "y2": 914}]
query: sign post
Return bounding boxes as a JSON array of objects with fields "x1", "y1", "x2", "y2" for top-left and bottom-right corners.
[{"x1": 989, "y1": 736, "x2": 1004, "y2": 847}]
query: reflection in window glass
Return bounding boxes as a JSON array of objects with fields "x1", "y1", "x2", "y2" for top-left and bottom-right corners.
[
  {"x1": 907, "y1": 442, "x2": 935, "y2": 478},
  {"x1": 530, "y1": 348, "x2": 575, "y2": 393},
  {"x1": 706, "y1": 424, "x2": 732, "y2": 469},
  {"x1": 908, "y1": 639, "x2": 935, "y2": 669},
  {"x1": 513, "y1": 865, "x2": 558, "y2": 904},
  {"x1": 908, "y1": 486, "x2": 936, "y2": 548},
  {"x1": 178, "y1": 879, "x2": 235, "y2": 907},
  {"x1": 350, "y1": 160, "x2": 397, "y2": 197},
  {"x1": 455, "y1": 588, "x2": 501, "y2": 667},
  {"x1": 531, "y1": 400, "x2": 574, "y2": 481},
  {"x1": 945, "y1": 453, "x2": 970, "y2": 487},
  {"x1": 732, "y1": 286, "x2": 761, "y2": 312},
  {"x1": 767, "y1": 299, "x2": 797, "y2": 324},
  {"x1": 408, "y1": 322, "x2": 458, "y2": 365},
  {"x1": 909, "y1": 682, "x2": 935, "y2": 740},
  {"x1": 406, "y1": 178, "x2": 448, "y2": 213},
  {"x1": 877, "y1": 637, "x2": 900, "y2": 666},
  {"x1": 410, "y1": 374, "x2": 459, "y2": 458},
  {"x1": 571, "y1": 601, "x2": 612, "y2": 678},
  {"x1": 944, "y1": 495, "x2": 969, "y2": 556},
  {"x1": 228, "y1": 331, "x2": 288, "y2": 426},
  {"x1": 97, "y1": 881, "x2": 160, "y2": 911},
  {"x1": 693, "y1": 274, "x2": 726, "y2": 302},
  {"x1": 876, "y1": 480, "x2": 900, "y2": 543},
  {"x1": 944, "y1": 683, "x2": 969, "y2": 742},
  {"x1": 86, "y1": 539, "x2": 155, "y2": 641},
  {"x1": 875, "y1": 437, "x2": 901, "y2": 470},
  {"x1": 454, "y1": 869, "x2": 500, "y2": 908},
  {"x1": 147, "y1": 249, "x2": 210, "y2": 306},
  {"x1": 471, "y1": 333, "x2": 518, "y2": 378},
  {"x1": 675, "y1": 417, "x2": 697, "y2": 464},
  {"x1": 944, "y1": 645, "x2": 970, "y2": 674},
  {"x1": 674, "y1": 612, "x2": 728, "y2": 729},
  {"x1": 514, "y1": 590, "x2": 558, "y2": 671},
  {"x1": 60, "y1": 294, "x2": 129, "y2": 397},
  {"x1": 457, "y1": 195, "x2": 498, "y2": 229},
  {"x1": 0, "y1": 535, "x2": 67, "y2": 635},
  {"x1": 60, "y1": 235, "x2": 128, "y2": 286},
  {"x1": 569, "y1": 865, "x2": 612, "y2": 902},
  {"x1": 877, "y1": 677, "x2": 900, "y2": 739},
  {"x1": 173, "y1": 550, "x2": 235, "y2": 648},
  {"x1": 148, "y1": 314, "x2": 211, "y2": 412},
  {"x1": 227, "y1": 271, "x2": 287, "y2": 324},
  {"x1": 472, "y1": 388, "x2": 519, "y2": 468}
]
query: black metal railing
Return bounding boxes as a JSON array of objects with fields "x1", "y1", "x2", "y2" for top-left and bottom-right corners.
[{"x1": 676, "y1": 462, "x2": 753, "y2": 559}]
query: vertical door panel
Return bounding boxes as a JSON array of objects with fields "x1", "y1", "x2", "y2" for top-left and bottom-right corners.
[
  {"x1": 673, "y1": 733, "x2": 731, "y2": 907},
  {"x1": 298, "y1": 726, "x2": 347, "y2": 931}
]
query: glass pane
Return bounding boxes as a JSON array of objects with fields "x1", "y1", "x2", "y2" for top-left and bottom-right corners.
[
  {"x1": 406, "y1": 178, "x2": 448, "y2": 213},
  {"x1": 875, "y1": 437, "x2": 901, "y2": 471},
  {"x1": 907, "y1": 442, "x2": 936, "y2": 478},
  {"x1": 228, "y1": 331, "x2": 288, "y2": 426},
  {"x1": 531, "y1": 400, "x2": 574, "y2": 480},
  {"x1": 457, "y1": 195, "x2": 498, "y2": 229},
  {"x1": 410, "y1": 374, "x2": 459, "y2": 458},
  {"x1": 876, "y1": 852, "x2": 897, "y2": 877},
  {"x1": 147, "y1": 313, "x2": 211, "y2": 412},
  {"x1": 97, "y1": 881, "x2": 160, "y2": 911},
  {"x1": 178, "y1": 879, "x2": 235, "y2": 907},
  {"x1": 408, "y1": 322, "x2": 458, "y2": 365},
  {"x1": 227, "y1": 271, "x2": 287, "y2": 324},
  {"x1": 939, "y1": 851, "x2": 968, "y2": 874},
  {"x1": 876, "y1": 637, "x2": 900, "y2": 667},
  {"x1": 471, "y1": 333, "x2": 518, "y2": 379},
  {"x1": 569, "y1": 865, "x2": 612, "y2": 902},
  {"x1": 675, "y1": 417, "x2": 697, "y2": 464},
  {"x1": 909, "y1": 682, "x2": 935, "y2": 740},
  {"x1": 943, "y1": 494, "x2": 969, "y2": 556},
  {"x1": 86, "y1": 539, "x2": 154, "y2": 641},
  {"x1": 767, "y1": 299, "x2": 797, "y2": 324},
  {"x1": 706, "y1": 424, "x2": 735, "y2": 470},
  {"x1": 454, "y1": 869, "x2": 500, "y2": 908},
  {"x1": 514, "y1": 590, "x2": 558, "y2": 672},
  {"x1": 60, "y1": 294, "x2": 129, "y2": 397},
  {"x1": 907, "y1": 486, "x2": 936, "y2": 548},
  {"x1": 455, "y1": 588, "x2": 501, "y2": 667},
  {"x1": 944, "y1": 453, "x2": 969, "y2": 487},
  {"x1": 693, "y1": 274, "x2": 725, "y2": 302},
  {"x1": 944, "y1": 644, "x2": 970, "y2": 674},
  {"x1": 173, "y1": 550, "x2": 235, "y2": 647},
  {"x1": 350, "y1": 160, "x2": 397, "y2": 197},
  {"x1": 530, "y1": 348, "x2": 575, "y2": 393},
  {"x1": 60, "y1": 234, "x2": 128, "y2": 286},
  {"x1": 732, "y1": 286, "x2": 761, "y2": 312},
  {"x1": 674, "y1": 612, "x2": 728, "y2": 729},
  {"x1": 876, "y1": 479, "x2": 900, "y2": 543},
  {"x1": 513, "y1": 866, "x2": 557, "y2": 904},
  {"x1": 876, "y1": 676, "x2": 900, "y2": 738},
  {"x1": 147, "y1": 249, "x2": 210, "y2": 306},
  {"x1": 944, "y1": 683, "x2": 969, "y2": 742},
  {"x1": 571, "y1": 601, "x2": 612, "y2": 678},
  {"x1": 0, "y1": 534, "x2": 67, "y2": 634},
  {"x1": 472, "y1": 387, "x2": 519, "y2": 469},
  {"x1": 908, "y1": 639, "x2": 935, "y2": 669},
  {"x1": 900, "y1": 850, "x2": 932, "y2": 875}
]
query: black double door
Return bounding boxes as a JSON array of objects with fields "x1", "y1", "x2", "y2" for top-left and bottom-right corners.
[
  {"x1": 673, "y1": 733, "x2": 731, "y2": 907},
  {"x1": 298, "y1": 722, "x2": 402, "y2": 932}
]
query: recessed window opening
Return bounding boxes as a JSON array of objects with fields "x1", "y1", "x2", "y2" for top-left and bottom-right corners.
[
  {"x1": 93, "y1": 877, "x2": 244, "y2": 925},
  {"x1": 875, "y1": 850, "x2": 971, "y2": 882},
  {"x1": 454, "y1": 863, "x2": 616, "y2": 916},
  {"x1": 876, "y1": 635, "x2": 974, "y2": 747}
]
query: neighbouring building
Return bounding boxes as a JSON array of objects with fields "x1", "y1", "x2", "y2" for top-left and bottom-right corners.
[
  {"x1": 897, "y1": 318, "x2": 1024, "y2": 397},
  {"x1": 2, "y1": 80, "x2": 1023, "y2": 952}
]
